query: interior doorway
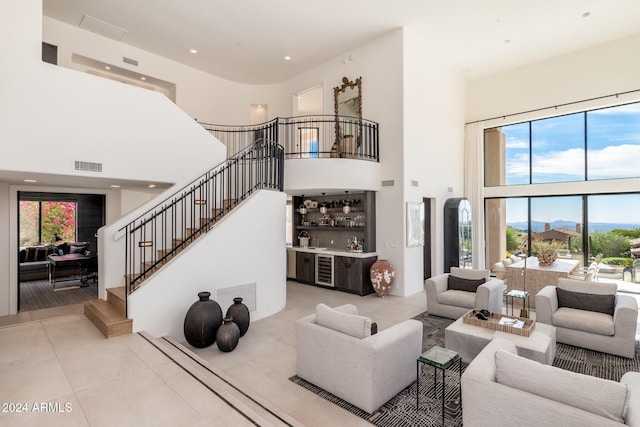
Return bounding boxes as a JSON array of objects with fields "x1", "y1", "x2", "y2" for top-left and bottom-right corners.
[
  {"x1": 423, "y1": 197, "x2": 433, "y2": 279},
  {"x1": 17, "y1": 191, "x2": 105, "y2": 312}
]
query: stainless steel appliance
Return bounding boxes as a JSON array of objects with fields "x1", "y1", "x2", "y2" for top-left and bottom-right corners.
[{"x1": 315, "y1": 254, "x2": 334, "y2": 287}]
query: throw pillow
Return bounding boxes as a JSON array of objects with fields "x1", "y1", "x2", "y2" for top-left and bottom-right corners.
[
  {"x1": 556, "y1": 287, "x2": 615, "y2": 316},
  {"x1": 315, "y1": 303, "x2": 373, "y2": 339},
  {"x1": 447, "y1": 275, "x2": 486, "y2": 292},
  {"x1": 495, "y1": 349, "x2": 629, "y2": 423},
  {"x1": 69, "y1": 245, "x2": 84, "y2": 254}
]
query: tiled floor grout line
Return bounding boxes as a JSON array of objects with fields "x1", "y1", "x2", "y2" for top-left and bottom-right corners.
[{"x1": 136, "y1": 332, "x2": 266, "y2": 427}]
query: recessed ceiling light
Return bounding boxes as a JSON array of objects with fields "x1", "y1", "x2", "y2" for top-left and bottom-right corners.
[
  {"x1": 140, "y1": 76, "x2": 146, "y2": 81},
  {"x1": 284, "y1": 56, "x2": 291, "y2": 61},
  {"x1": 504, "y1": 39, "x2": 511, "y2": 44},
  {"x1": 190, "y1": 49, "x2": 198, "y2": 54},
  {"x1": 148, "y1": 184, "x2": 156, "y2": 188},
  {"x1": 104, "y1": 66, "x2": 111, "y2": 70},
  {"x1": 24, "y1": 179, "x2": 37, "y2": 183},
  {"x1": 110, "y1": 184, "x2": 121, "y2": 188},
  {"x1": 582, "y1": 11, "x2": 591, "y2": 18}
]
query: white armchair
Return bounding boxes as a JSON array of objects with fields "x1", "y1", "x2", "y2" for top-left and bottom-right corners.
[
  {"x1": 425, "y1": 267, "x2": 506, "y2": 319},
  {"x1": 536, "y1": 278, "x2": 638, "y2": 358},
  {"x1": 295, "y1": 304, "x2": 423, "y2": 413}
]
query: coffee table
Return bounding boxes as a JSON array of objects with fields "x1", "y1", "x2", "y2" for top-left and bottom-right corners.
[{"x1": 445, "y1": 316, "x2": 556, "y2": 364}]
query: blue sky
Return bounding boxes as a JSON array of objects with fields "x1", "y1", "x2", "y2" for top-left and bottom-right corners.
[
  {"x1": 498, "y1": 102, "x2": 640, "y2": 225},
  {"x1": 503, "y1": 102, "x2": 640, "y2": 184}
]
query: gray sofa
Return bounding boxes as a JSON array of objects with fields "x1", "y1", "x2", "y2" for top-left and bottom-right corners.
[
  {"x1": 536, "y1": 278, "x2": 638, "y2": 358},
  {"x1": 462, "y1": 338, "x2": 640, "y2": 426},
  {"x1": 19, "y1": 242, "x2": 91, "y2": 281},
  {"x1": 295, "y1": 303, "x2": 423, "y2": 413},
  {"x1": 425, "y1": 267, "x2": 506, "y2": 319}
]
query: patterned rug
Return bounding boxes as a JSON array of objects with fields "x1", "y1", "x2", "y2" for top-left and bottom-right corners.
[
  {"x1": 290, "y1": 312, "x2": 640, "y2": 426},
  {"x1": 19, "y1": 279, "x2": 98, "y2": 311}
]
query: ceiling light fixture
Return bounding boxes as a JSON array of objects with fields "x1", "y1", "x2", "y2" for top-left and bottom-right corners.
[
  {"x1": 110, "y1": 184, "x2": 120, "y2": 188},
  {"x1": 582, "y1": 11, "x2": 591, "y2": 18},
  {"x1": 504, "y1": 39, "x2": 511, "y2": 44},
  {"x1": 104, "y1": 66, "x2": 111, "y2": 70},
  {"x1": 24, "y1": 179, "x2": 37, "y2": 183},
  {"x1": 284, "y1": 56, "x2": 291, "y2": 61},
  {"x1": 140, "y1": 76, "x2": 146, "y2": 81},
  {"x1": 148, "y1": 184, "x2": 156, "y2": 188},
  {"x1": 190, "y1": 49, "x2": 198, "y2": 54}
]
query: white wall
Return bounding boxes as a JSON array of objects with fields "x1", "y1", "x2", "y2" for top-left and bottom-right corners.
[
  {"x1": 402, "y1": 26, "x2": 467, "y2": 293},
  {"x1": 128, "y1": 190, "x2": 286, "y2": 340},
  {"x1": 284, "y1": 158, "x2": 380, "y2": 194},
  {"x1": 42, "y1": 17, "x2": 290, "y2": 125},
  {"x1": 466, "y1": 33, "x2": 640, "y2": 123}
]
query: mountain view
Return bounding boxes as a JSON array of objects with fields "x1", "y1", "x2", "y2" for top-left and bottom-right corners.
[{"x1": 507, "y1": 220, "x2": 640, "y2": 233}]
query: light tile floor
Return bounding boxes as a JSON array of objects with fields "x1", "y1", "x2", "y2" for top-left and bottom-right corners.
[{"x1": 0, "y1": 281, "x2": 427, "y2": 426}]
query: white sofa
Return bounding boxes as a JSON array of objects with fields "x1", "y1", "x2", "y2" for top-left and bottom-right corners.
[
  {"x1": 536, "y1": 278, "x2": 638, "y2": 358},
  {"x1": 295, "y1": 303, "x2": 423, "y2": 413},
  {"x1": 425, "y1": 267, "x2": 506, "y2": 319},
  {"x1": 462, "y1": 338, "x2": 640, "y2": 426}
]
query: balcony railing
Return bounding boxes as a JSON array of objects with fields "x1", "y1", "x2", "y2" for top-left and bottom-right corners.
[{"x1": 200, "y1": 115, "x2": 379, "y2": 162}]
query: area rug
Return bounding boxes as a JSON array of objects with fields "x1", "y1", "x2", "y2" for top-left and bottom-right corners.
[
  {"x1": 19, "y1": 279, "x2": 98, "y2": 311},
  {"x1": 289, "y1": 312, "x2": 640, "y2": 426}
]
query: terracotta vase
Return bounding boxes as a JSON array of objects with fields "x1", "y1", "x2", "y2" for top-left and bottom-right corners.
[
  {"x1": 216, "y1": 316, "x2": 240, "y2": 352},
  {"x1": 226, "y1": 297, "x2": 250, "y2": 337},
  {"x1": 370, "y1": 259, "x2": 395, "y2": 298},
  {"x1": 183, "y1": 291, "x2": 222, "y2": 348}
]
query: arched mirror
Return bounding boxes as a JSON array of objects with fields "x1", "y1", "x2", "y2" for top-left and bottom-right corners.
[{"x1": 333, "y1": 77, "x2": 362, "y2": 158}]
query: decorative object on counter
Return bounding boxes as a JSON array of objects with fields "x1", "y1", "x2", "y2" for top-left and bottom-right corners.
[
  {"x1": 226, "y1": 297, "x2": 250, "y2": 336},
  {"x1": 216, "y1": 316, "x2": 240, "y2": 352},
  {"x1": 370, "y1": 260, "x2": 395, "y2": 298},
  {"x1": 184, "y1": 291, "x2": 223, "y2": 348},
  {"x1": 537, "y1": 249, "x2": 557, "y2": 266},
  {"x1": 298, "y1": 230, "x2": 310, "y2": 248},
  {"x1": 347, "y1": 236, "x2": 363, "y2": 252}
]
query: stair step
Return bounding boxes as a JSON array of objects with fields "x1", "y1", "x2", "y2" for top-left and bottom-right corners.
[
  {"x1": 84, "y1": 299, "x2": 132, "y2": 338},
  {"x1": 106, "y1": 287, "x2": 126, "y2": 316},
  {"x1": 223, "y1": 199, "x2": 237, "y2": 209}
]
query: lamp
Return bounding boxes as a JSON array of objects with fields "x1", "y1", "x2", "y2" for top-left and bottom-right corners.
[
  {"x1": 138, "y1": 241, "x2": 153, "y2": 248},
  {"x1": 320, "y1": 192, "x2": 327, "y2": 215},
  {"x1": 342, "y1": 190, "x2": 351, "y2": 214}
]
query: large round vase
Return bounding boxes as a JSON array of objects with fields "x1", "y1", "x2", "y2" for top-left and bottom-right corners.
[
  {"x1": 226, "y1": 297, "x2": 250, "y2": 337},
  {"x1": 370, "y1": 260, "x2": 395, "y2": 298},
  {"x1": 184, "y1": 291, "x2": 223, "y2": 348},
  {"x1": 216, "y1": 316, "x2": 240, "y2": 352}
]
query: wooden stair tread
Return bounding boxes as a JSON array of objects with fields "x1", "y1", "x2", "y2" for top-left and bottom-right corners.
[
  {"x1": 107, "y1": 286, "x2": 126, "y2": 302},
  {"x1": 84, "y1": 299, "x2": 132, "y2": 338}
]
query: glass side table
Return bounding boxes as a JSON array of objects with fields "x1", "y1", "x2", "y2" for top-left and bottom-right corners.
[
  {"x1": 416, "y1": 346, "x2": 461, "y2": 426},
  {"x1": 505, "y1": 289, "x2": 530, "y2": 318}
]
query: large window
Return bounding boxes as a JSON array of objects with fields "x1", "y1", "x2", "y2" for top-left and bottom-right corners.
[
  {"x1": 485, "y1": 101, "x2": 640, "y2": 186},
  {"x1": 19, "y1": 200, "x2": 77, "y2": 246}
]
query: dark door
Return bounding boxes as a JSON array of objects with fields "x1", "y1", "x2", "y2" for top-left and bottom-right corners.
[{"x1": 423, "y1": 197, "x2": 432, "y2": 279}]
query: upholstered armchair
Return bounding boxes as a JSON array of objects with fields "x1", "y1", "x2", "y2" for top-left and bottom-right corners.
[
  {"x1": 295, "y1": 303, "x2": 423, "y2": 413},
  {"x1": 536, "y1": 278, "x2": 638, "y2": 358},
  {"x1": 425, "y1": 267, "x2": 506, "y2": 319}
]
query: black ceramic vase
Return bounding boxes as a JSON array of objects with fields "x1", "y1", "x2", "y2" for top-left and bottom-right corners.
[
  {"x1": 226, "y1": 297, "x2": 250, "y2": 337},
  {"x1": 216, "y1": 316, "x2": 240, "y2": 352},
  {"x1": 184, "y1": 291, "x2": 223, "y2": 348}
]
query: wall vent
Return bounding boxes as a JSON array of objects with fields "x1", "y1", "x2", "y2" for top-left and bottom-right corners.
[
  {"x1": 381, "y1": 180, "x2": 395, "y2": 187},
  {"x1": 74, "y1": 160, "x2": 103, "y2": 173},
  {"x1": 411, "y1": 180, "x2": 419, "y2": 187},
  {"x1": 215, "y1": 283, "x2": 256, "y2": 313},
  {"x1": 79, "y1": 15, "x2": 128, "y2": 41},
  {"x1": 123, "y1": 57, "x2": 139, "y2": 66}
]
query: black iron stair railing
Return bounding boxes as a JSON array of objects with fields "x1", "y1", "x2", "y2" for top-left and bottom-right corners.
[
  {"x1": 200, "y1": 115, "x2": 379, "y2": 162},
  {"x1": 119, "y1": 140, "x2": 284, "y2": 300}
]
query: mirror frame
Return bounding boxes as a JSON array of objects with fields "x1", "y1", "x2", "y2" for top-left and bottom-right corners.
[{"x1": 333, "y1": 77, "x2": 362, "y2": 154}]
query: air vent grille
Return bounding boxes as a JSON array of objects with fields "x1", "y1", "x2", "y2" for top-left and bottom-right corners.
[
  {"x1": 74, "y1": 160, "x2": 103, "y2": 173},
  {"x1": 123, "y1": 57, "x2": 139, "y2": 66},
  {"x1": 381, "y1": 180, "x2": 395, "y2": 187}
]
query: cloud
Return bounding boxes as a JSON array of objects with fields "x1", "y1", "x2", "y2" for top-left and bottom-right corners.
[
  {"x1": 506, "y1": 144, "x2": 640, "y2": 178},
  {"x1": 589, "y1": 103, "x2": 640, "y2": 115},
  {"x1": 505, "y1": 137, "x2": 528, "y2": 149}
]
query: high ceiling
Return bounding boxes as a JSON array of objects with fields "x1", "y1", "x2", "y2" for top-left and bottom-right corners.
[{"x1": 43, "y1": 0, "x2": 640, "y2": 85}]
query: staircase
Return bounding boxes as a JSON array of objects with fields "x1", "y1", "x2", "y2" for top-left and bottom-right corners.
[{"x1": 84, "y1": 140, "x2": 284, "y2": 338}]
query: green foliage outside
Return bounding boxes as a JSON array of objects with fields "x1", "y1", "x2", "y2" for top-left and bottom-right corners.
[
  {"x1": 531, "y1": 238, "x2": 566, "y2": 253},
  {"x1": 602, "y1": 257, "x2": 634, "y2": 268},
  {"x1": 611, "y1": 228, "x2": 640, "y2": 239},
  {"x1": 19, "y1": 201, "x2": 76, "y2": 246},
  {"x1": 588, "y1": 231, "x2": 631, "y2": 259},
  {"x1": 505, "y1": 226, "x2": 521, "y2": 252}
]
